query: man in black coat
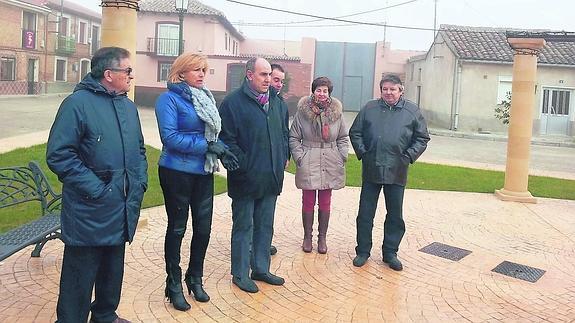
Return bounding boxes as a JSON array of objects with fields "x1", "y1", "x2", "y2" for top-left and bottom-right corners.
[
  {"x1": 219, "y1": 57, "x2": 289, "y2": 293},
  {"x1": 349, "y1": 74, "x2": 430, "y2": 271}
]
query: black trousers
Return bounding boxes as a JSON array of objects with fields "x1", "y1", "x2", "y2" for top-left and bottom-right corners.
[
  {"x1": 56, "y1": 244, "x2": 125, "y2": 323},
  {"x1": 355, "y1": 181, "x2": 405, "y2": 257},
  {"x1": 159, "y1": 166, "x2": 214, "y2": 279}
]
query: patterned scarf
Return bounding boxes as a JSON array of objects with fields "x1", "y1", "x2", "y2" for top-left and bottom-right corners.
[
  {"x1": 247, "y1": 79, "x2": 270, "y2": 106},
  {"x1": 308, "y1": 94, "x2": 333, "y2": 141}
]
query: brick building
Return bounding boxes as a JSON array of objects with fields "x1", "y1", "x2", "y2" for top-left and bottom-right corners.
[{"x1": 0, "y1": 0, "x2": 101, "y2": 95}]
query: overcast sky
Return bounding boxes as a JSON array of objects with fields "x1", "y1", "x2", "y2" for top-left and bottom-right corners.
[{"x1": 70, "y1": 0, "x2": 572, "y2": 51}]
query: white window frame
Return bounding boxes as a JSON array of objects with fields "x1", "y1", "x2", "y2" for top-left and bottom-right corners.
[
  {"x1": 157, "y1": 23, "x2": 180, "y2": 57},
  {"x1": 58, "y1": 13, "x2": 72, "y2": 37},
  {"x1": 78, "y1": 58, "x2": 90, "y2": 82},
  {"x1": 497, "y1": 75, "x2": 512, "y2": 104},
  {"x1": 77, "y1": 19, "x2": 89, "y2": 44},
  {"x1": 158, "y1": 62, "x2": 172, "y2": 82},
  {"x1": 90, "y1": 23, "x2": 100, "y2": 44},
  {"x1": 0, "y1": 57, "x2": 16, "y2": 81},
  {"x1": 54, "y1": 56, "x2": 67, "y2": 82},
  {"x1": 539, "y1": 86, "x2": 574, "y2": 120},
  {"x1": 21, "y1": 11, "x2": 38, "y2": 49}
]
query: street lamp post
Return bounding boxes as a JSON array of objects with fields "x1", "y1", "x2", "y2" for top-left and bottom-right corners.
[{"x1": 174, "y1": 0, "x2": 189, "y2": 55}]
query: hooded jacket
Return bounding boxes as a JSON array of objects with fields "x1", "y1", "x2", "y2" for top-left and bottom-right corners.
[
  {"x1": 46, "y1": 73, "x2": 148, "y2": 246},
  {"x1": 289, "y1": 96, "x2": 349, "y2": 190}
]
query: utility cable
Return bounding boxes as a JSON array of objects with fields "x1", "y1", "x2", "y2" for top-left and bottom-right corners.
[
  {"x1": 233, "y1": 0, "x2": 419, "y2": 26},
  {"x1": 225, "y1": 0, "x2": 435, "y2": 31}
]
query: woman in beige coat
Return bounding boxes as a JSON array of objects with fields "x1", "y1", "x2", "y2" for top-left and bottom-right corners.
[{"x1": 289, "y1": 77, "x2": 350, "y2": 254}]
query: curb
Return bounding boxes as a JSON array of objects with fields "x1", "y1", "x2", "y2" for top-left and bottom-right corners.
[
  {"x1": 0, "y1": 93, "x2": 70, "y2": 101},
  {"x1": 429, "y1": 129, "x2": 575, "y2": 149}
]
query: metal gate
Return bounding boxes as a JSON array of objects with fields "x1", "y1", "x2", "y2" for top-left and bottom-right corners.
[
  {"x1": 314, "y1": 42, "x2": 375, "y2": 111},
  {"x1": 226, "y1": 63, "x2": 245, "y2": 92}
]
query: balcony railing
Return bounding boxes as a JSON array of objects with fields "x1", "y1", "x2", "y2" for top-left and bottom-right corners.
[
  {"x1": 56, "y1": 35, "x2": 76, "y2": 55},
  {"x1": 146, "y1": 37, "x2": 183, "y2": 57}
]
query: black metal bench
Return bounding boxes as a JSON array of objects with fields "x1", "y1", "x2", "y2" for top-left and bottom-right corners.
[{"x1": 0, "y1": 161, "x2": 62, "y2": 261}]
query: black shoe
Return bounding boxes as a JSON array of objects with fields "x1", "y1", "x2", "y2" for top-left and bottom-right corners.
[
  {"x1": 185, "y1": 275, "x2": 210, "y2": 302},
  {"x1": 232, "y1": 276, "x2": 259, "y2": 293},
  {"x1": 353, "y1": 255, "x2": 368, "y2": 267},
  {"x1": 383, "y1": 254, "x2": 403, "y2": 271},
  {"x1": 250, "y1": 272, "x2": 285, "y2": 286},
  {"x1": 270, "y1": 245, "x2": 278, "y2": 255},
  {"x1": 165, "y1": 286, "x2": 191, "y2": 311}
]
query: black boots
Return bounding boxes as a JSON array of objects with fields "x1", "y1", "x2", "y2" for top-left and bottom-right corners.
[
  {"x1": 165, "y1": 264, "x2": 191, "y2": 311},
  {"x1": 184, "y1": 274, "x2": 210, "y2": 302},
  {"x1": 302, "y1": 211, "x2": 314, "y2": 252},
  {"x1": 317, "y1": 210, "x2": 330, "y2": 254}
]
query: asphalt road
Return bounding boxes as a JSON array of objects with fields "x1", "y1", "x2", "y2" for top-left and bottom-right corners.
[{"x1": 1, "y1": 94, "x2": 573, "y2": 179}]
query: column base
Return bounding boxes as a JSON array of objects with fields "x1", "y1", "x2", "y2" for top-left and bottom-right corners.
[{"x1": 494, "y1": 188, "x2": 537, "y2": 204}]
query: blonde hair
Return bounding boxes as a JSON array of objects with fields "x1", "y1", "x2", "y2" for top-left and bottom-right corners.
[{"x1": 167, "y1": 53, "x2": 208, "y2": 83}]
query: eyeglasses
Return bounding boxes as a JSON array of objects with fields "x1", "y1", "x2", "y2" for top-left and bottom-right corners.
[{"x1": 108, "y1": 67, "x2": 133, "y2": 76}]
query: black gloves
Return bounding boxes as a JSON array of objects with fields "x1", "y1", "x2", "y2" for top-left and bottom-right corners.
[
  {"x1": 207, "y1": 141, "x2": 227, "y2": 157},
  {"x1": 208, "y1": 141, "x2": 239, "y2": 171},
  {"x1": 220, "y1": 150, "x2": 239, "y2": 171}
]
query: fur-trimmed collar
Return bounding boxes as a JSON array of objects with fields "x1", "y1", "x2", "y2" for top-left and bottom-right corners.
[{"x1": 297, "y1": 96, "x2": 343, "y2": 124}]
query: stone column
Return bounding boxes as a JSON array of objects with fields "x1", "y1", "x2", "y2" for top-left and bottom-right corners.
[
  {"x1": 495, "y1": 38, "x2": 546, "y2": 204},
  {"x1": 100, "y1": 0, "x2": 139, "y2": 101}
]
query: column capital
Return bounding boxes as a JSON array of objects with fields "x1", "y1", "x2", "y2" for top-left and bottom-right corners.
[
  {"x1": 507, "y1": 38, "x2": 546, "y2": 55},
  {"x1": 101, "y1": 0, "x2": 139, "y2": 10}
]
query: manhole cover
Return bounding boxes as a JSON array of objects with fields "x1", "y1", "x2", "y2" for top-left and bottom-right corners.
[
  {"x1": 491, "y1": 261, "x2": 545, "y2": 283},
  {"x1": 419, "y1": 242, "x2": 472, "y2": 261}
]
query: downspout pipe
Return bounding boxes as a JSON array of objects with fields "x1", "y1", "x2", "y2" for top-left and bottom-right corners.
[
  {"x1": 450, "y1": 59, "x2": 462, "y2": 130},
  {"x1": 454, "y1": 63, "x2": 462, "y2": 130},
  {"x1": 449, "y1": 58, "x2": 458, "y2": 130}
]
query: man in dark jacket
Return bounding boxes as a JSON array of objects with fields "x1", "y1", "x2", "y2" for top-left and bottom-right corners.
[
  {"x1": 349, "y1": 74, "x2": 430, "y2": 271},
  {"x1": 47, "y1": 47, "x2": 147, "y2": 323},
  {"x1": 268, "y1": 63, "x2": 289, "y2": 256},
  {"x1": 219, "y1": 57, "x2": 289, "y2": 293}
]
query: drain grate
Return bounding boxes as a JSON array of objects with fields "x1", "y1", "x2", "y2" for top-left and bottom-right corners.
[
  {"x1": 419, "y1": 242, "x2": 472, "y2": 261},
  {"x1": 491, "y1": 261, "x2": 546, "y2": 283}
]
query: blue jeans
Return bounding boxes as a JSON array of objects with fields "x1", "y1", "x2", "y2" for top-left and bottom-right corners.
[
  {"x1": 355, "y1": 181, "x2": 405, "y2": 257},
  {"x1": 230, "y1": 194, "x2": 277, "y2": 278}
]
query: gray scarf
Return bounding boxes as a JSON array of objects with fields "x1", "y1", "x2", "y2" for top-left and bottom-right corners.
[{"x1": 188, "y1": 85, "x2": 221, "y2": 173}]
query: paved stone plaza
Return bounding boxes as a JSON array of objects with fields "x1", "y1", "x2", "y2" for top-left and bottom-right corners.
[{"x1": 1, "y1": 95, "x2": 574, "y2": 322}]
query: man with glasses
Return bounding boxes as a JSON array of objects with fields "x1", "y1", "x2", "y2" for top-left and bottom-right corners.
[{"x1": 47, "y1": 47, "x2": 147, "y2": 323}]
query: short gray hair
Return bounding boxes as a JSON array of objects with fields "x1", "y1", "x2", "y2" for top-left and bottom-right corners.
[
  {"x1": 380, "y1": 74, "x2": 404, "y2": 91},
  {"x1": 245, "y1": 57, "x2": 258, "y2": 74}
]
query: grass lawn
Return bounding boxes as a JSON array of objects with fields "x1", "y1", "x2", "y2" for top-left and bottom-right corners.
[
  {"x1": 0, "y1": 144, "x2": 227, "y2": 233},
  {"x1": 287, "y1": 155, "x2": 575, "y2": 200}
]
